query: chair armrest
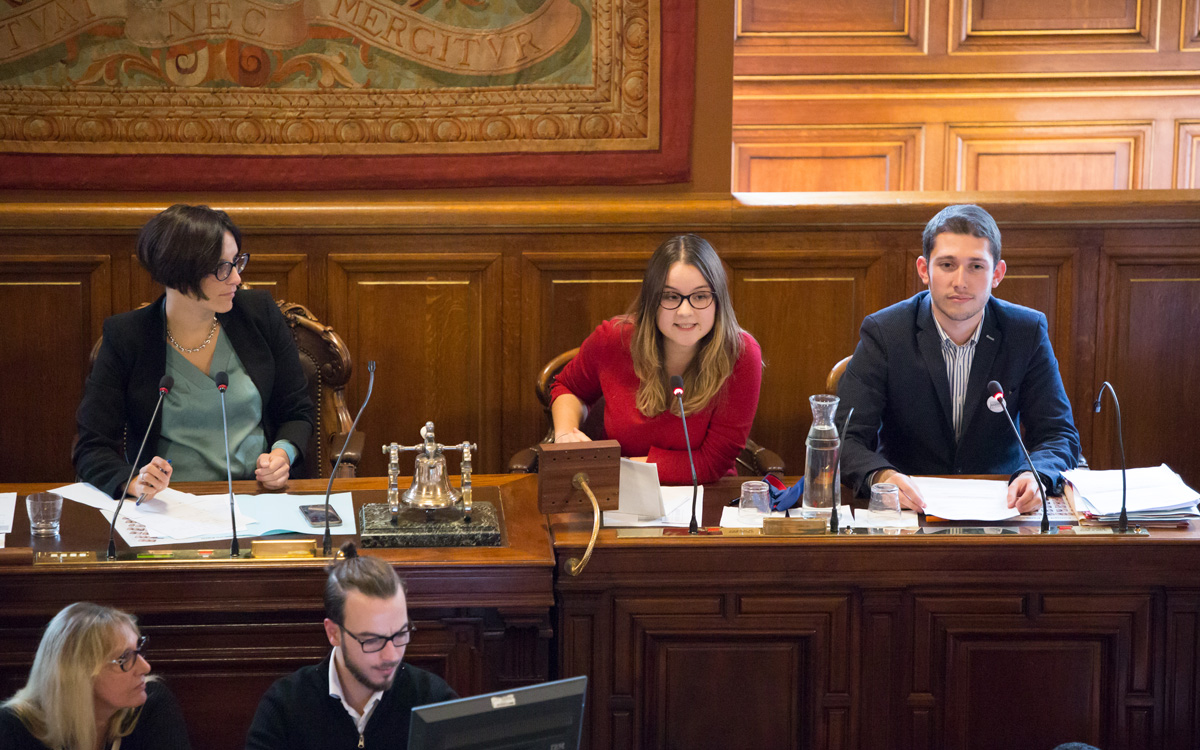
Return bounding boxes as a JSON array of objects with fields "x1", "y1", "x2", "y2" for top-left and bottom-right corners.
[
  {"x1": 508, "y1": 447, "x2": 538, "y2": 474},
  {"x1": 739, "y1": 438, "x2": 786, "y2": 478},
  {"x1": 328, "y1": 431, "x2": 365, "y2": 478}
]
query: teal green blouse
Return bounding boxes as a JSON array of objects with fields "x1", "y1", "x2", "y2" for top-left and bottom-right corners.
[{"x1": 159, "y1": 332, "x2": 297, "y2": 481}]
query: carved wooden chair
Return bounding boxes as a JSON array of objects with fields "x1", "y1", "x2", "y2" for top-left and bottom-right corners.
[
  {"x1": 86, "y1": 300, "x2": 361, "y2": 478},
  {"x1": 827, "y1": 355, "x2": 853, "y2": 394},
  {"x1": 276, "y1": 300, "x2": 362, "y2": 478},
  {"x1": 507, "y1": 347, "x2": 785, "y2": 477}
]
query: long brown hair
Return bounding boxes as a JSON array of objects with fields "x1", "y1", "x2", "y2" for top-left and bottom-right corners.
[{"x1": 628, "y1": 234, "x2": 746, "y2": 417}]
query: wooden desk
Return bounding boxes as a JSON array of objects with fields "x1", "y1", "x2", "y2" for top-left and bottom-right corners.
[
  {"x1": 0, "y1": 475, "x2": 554, "y2": 750},
  {"x1": 550, "y1": 478, "x2": 1200, "y2": 750}
]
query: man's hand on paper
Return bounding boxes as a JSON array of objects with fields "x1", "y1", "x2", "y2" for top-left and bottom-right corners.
[
  {"x1": 876, "y1": 469, "x2": 926, "y2": 511},
  {"x1": 1006, "y1": 471, "x2": 1043, "y2": 513}
]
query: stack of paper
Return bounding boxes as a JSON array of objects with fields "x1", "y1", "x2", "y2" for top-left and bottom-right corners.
[
  {"x1": 1064, "y1": 464, "x2": 1200, "y2": 525},
  {"x1": 52, "y1": 483, "x2": 356, "y2": 547},
  {"x1": 602, "y1": 459, "x2": 703, "y2": 527}
]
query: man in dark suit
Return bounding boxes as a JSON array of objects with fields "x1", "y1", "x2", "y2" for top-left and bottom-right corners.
[{"x1": 836, "y1": 204, "x2": 1080, "y2": 512}]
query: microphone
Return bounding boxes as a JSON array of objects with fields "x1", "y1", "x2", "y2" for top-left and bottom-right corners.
[
  {"x1": 987, "y1": 380, "x2": 1050, "y2": 533},
  {"x1": 1093, "y1": 381, "x2": 1128, "y2": 533},
  {"x1": 108, "y1": 375, "x2": 173, "y2": 560},
  {"x1": 669, "y1": 375, "x2": 700, "y2": 535},
  {"x1": 215, "y1": 371, "x2": 238, "y2": 558},
  {"x1": 322, "y1": 360, "x2": 376, "y2": 556}
]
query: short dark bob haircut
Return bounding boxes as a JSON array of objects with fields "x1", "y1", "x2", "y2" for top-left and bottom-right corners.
[
  {"x1": 137, "y1": 204, "x2": 241, "y2": 299},
  {"x1": 921, "y1": 204, "x2": 1002, "y2": 266}
]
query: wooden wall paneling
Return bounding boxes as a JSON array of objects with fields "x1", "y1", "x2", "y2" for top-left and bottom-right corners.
[
  {"x1": 738, "y1": 0, "x2": 912, "y2": 35},
  {"x1": 516, "y1": 247, "x2": 652, "y2": 463},
  {"x1": 238, "y1": 253, "x2": 308, "y2": 308},
  {"x1": 733, "y1": 0, "x2": 927, "y2": 61},
  {"x1": 948, "y1": 123, "x2": 1152, "y2": 191},
  {"x1": 733, "y1": 84, "x2": 1196, "y2": 190},
  {"x1": 861, "y1": 590, "x2": 905, "y2": 750},
  {"x1": 732, "y1": 126, "x2": 923, "y2": 192},
  {"x1": 1164, "y1": 592, "x2": 1200, "y2": 750},
  {"x1": 609, "y1": 592, "x2": 853, "y2": 750},
  {"x1": 327, "y1": 252, "x2": 503, "y2": 476},
  {"x1": 913, "y1": 591, "x2": 1154, "y2": 750},
  {"x1": 1094, "y1": 246, "x2": 1200, "y2": 489},
  {"x1": 725, "y1": 245, "x2": 889, "y2": 473},
  {"x1": 1175, "y1": 121, "x2": 1200, "y2": 188},
  {"x1": 1184, "y1": 0, "x2": 1200, "y2": 48},
  {"x1": 0, "y1": 254, "x2": 111, "y2": 482},
  {"x1": 951, "y1": 0, "x2": 1158, "y2": 53}
]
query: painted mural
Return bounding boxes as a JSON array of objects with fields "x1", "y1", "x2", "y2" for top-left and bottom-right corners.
[{"x1": 0, "y1": 0, "x2": 663, "y2": 157}]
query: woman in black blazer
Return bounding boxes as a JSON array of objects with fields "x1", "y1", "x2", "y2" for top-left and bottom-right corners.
[{"x1": 72, "y1": 205, "x2": 314, "y2": 499}]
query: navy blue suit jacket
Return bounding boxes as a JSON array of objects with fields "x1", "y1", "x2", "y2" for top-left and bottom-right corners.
[{"x1": 836, "y1": 292, "x2": 1080, "y2": 496}]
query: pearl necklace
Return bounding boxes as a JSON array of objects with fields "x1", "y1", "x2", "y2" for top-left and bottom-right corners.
[{"x1": 166, "y1": 317, "x2": 219, "y2": 354}]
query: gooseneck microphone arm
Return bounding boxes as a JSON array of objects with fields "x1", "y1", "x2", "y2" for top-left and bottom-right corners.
[
  {"x1": 215, "y1": 371, "x2": 238, "y2": 558},
  {"x1": 987, "y1": 380, "x2": 1050, "y2": 534},
  {"x1": 108, "y1": 375, "x2": 174, "y2": 560},
  {"x1": 1093, "y1": 381, "x2": 1128, "y2": 533},
  {"x1": 323, "y1": 360, "x2": 376, "y2": 556},
  {"x1": 669, "y1": 375, "x2": 701, "y2": 535}
]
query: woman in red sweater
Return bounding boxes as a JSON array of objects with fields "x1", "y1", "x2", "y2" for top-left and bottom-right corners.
[{"x1": 550, "y1": 234, "x2": 763, "y2": 485}]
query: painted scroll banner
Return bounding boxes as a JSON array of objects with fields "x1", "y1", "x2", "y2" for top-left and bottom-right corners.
[{"x1": 0, "y1": 0, "x2": 694, "y2": 189}]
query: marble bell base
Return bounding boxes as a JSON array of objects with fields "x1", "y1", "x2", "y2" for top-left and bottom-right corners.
[{"x1": 359, "y1": 501, "x2": 502, "y2": 548}]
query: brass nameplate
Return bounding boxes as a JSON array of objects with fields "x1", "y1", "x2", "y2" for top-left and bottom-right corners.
[
  {"x1": 250, "y1": 539, "x2": 319, "y2": 559},
  {"x1": 762, "y1": 517, "x2": 828, "y2": 536}
]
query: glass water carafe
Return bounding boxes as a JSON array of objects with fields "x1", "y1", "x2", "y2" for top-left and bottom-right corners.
[{"x1": 803, "y1": 394, "x2": 841, "y2": 510}]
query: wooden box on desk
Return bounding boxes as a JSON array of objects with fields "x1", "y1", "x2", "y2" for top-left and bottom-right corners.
[{"x1": 534, "y1": 440, "x2": 620, "y2": 514}]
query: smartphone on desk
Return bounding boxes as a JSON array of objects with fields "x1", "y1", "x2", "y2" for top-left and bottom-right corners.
[{"x1": 299, "y1": 504, "x2": 342, "y2": 527}]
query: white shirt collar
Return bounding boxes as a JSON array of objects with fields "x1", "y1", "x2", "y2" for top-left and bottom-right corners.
[{"x1": 328, "y1": 646, "x2": 384, "y2": 734}]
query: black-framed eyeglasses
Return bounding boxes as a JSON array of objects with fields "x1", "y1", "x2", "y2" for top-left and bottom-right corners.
[
  {"x1": 110, "y1": 635, "x2": 148, "y2": 672},
  {"x1": 213, "y1": 253, "x2": 250, "y2": 281},
  {"x1": 338, "y1": 623, "x2": 416, "y2": 653},
  {"x1": 659, "y1": 290, "x2": 714, "y2": 310}
]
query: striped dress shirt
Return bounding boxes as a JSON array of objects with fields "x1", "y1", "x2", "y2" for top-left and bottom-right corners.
[{"x1": 932, "y1": 310, "x2": 984, "y2": 441}]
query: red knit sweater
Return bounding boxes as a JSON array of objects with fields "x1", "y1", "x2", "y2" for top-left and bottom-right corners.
[{"x1": 550, "y1": 319, "x2": 763, "y2": 485}]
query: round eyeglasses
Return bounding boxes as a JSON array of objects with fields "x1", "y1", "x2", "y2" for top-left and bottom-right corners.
[
  {"x1": 213, "y1": 253, "x2": 250, "y2": 281},
  {"x1": 338, "y1": 623, "x2": 416, "y2": 653},
  {"x1": 110, "y1": 635, "x2": 148, "y2": 672},
  {"x1": 659, "y1": 290, "x2": 714, "y2": 310}
]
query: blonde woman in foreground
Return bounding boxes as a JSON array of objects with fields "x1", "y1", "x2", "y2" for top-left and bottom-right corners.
[{"x1": 0, "y1": 602, "x2": 190, "y2": 750}]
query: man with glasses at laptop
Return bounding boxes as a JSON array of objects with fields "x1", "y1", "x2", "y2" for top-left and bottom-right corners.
[{"x1": 245, "y1": 542, "x2": 456, "y2": 750}]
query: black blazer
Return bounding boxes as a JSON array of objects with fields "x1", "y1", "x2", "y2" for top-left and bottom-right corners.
[
  {"x1": 73, "y1": 289, "x2": 315, "y2": 497},
  {"x1": 836, "y1": 292, "x2": 1080, "y2": 496}
]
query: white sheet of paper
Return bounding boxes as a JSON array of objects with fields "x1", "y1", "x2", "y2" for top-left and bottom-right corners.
[
  {"x1": 52, "y1": 482, "x2": 119, "y2": 511},
  {"x1": 617, "y1": 458, "x2": 666, "y2": 519},
  {"x1": 605, "y1": 486, "x2": 703, "y2": 527},
  {"x1": 911, "y1": 476, "x2": 1020, "y2": 521},
  {"x1": 117, "y1": 489, "x2": 258, "y2": 539},
  {"x1": 0, "y1": 492, "x2": 15, "y2": 534},
  {"x1": 236, "y1": 493, "x2": 356, "y2": 535},
  {"x1": 1065, "y1": 464, "x2": 1200, "y2": 515}
]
